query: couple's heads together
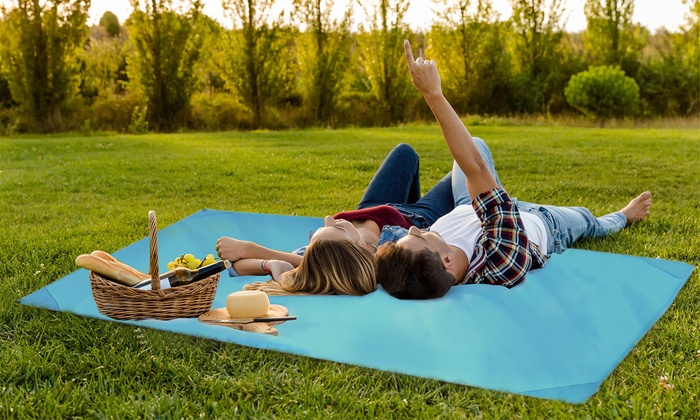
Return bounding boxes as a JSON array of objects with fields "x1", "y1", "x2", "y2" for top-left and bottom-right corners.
[
  {"x1": 310, "y1": 217, "x2": 455, "y2": 299},
  {"x1": 246, "y1": 217, "x2": 452, "y2": 299}
]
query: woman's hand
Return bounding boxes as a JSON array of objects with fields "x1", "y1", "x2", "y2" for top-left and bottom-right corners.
[
  {"x1": 216, "y1": 237, "x2": 250, "y2": 262},
  {"x1": 267, "y1": 260, "x2": 294, "y2": 281},
  {"x1": 404, "y1": 40, "x2": 442, "y2": 99}
]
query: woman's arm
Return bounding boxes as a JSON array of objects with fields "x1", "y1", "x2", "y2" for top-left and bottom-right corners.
[
  {"x1": 232, "y1": 258, "x2": 294, "y2": 280},
  {"x1": 216, "y1": 237, "x2": 303, "y2": 267},
  {"x1": 403, "y1": 40, "x2": 499, "y2": 199}
]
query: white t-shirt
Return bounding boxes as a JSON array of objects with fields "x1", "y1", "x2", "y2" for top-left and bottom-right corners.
[{"x1": 430, "y1": 204, "x2": 548, "y2": 259}]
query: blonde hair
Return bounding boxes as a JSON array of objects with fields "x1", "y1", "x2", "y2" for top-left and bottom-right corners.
[{"x1": 243, "y1": 239, "x2": 377, "y2": 296}]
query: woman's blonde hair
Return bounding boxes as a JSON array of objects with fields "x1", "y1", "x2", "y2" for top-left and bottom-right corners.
[{"x1": 243, "y1": 239, "x2": 377, "y2": 296}]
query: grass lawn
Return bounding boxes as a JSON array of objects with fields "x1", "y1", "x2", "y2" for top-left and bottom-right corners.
[{"x1": 1, "y1": 125, "x2": 699, "y2": 418}]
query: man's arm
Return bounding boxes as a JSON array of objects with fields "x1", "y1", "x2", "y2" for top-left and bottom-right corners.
[
  {"x1": 403, "y1": 40, "x2": 498, "y2": 199},
  {"x1": 216, "y1": 237, "x2": 303, "y2": 267}
]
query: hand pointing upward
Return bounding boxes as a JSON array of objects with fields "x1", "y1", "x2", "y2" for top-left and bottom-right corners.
[{"x1": 404, "y1": 40, "x2": 442, "y2": 99}]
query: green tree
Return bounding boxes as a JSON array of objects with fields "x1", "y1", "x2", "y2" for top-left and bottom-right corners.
[
  {"x1": 356, "y1": 0, "x2": 413, "y2": 124},
  {"x1": 675, "y1": 0, "x2": 700, "y2": 114},
  {"x1": 220, "y1": 0, "x2": 295, "y2": 129},
  {"x1": 509, "y1": 0, "x2": 566, "y2": 113},
  {"x1": 99, "y1": 10, "x2": 121, "y2": 37},
  {"x1": 82, "y1": 26, "x2": 127, "y2": 100},
  {"x1": 0, "y1": 0, "x2": 90, "y2": 131},
  {"x1": 564, "y1": 65, "x2": 639, "y2": 125},
  {"x1": 0, "y1": 20, "x2": 12, "y2": 109},
  {"x1": 428, "y1": 0, "x2": 511, "y2": 114},
  {"x1": 195, "y1": 15, "x2": 227, "y2": 97},
  {"x1": 583, "y1": 0, "x2": 642, "y2": 75},
  {"x1": 550, "y1": 31, "x2": 589, "y2": 113},
  {"x1": 127, "y1": 0, "x2": 203, "y2": 132},
  {"x1": 0, "y1": 70, "x2": 13, "y2": 108},
  {"x1": 636, "y1": 1, "x2": 700, "y2": 116},
  {"x1": 293, "y1": 0, "x2": 352, "y2": 125}
]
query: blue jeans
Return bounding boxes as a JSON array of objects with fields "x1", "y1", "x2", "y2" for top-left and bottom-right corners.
[
  {"x1": 451, "y1": 138, "x2": 626, "y2": 255},
  {"x1": 357, "y1": 143, "x2": 455, "y2": 229}
]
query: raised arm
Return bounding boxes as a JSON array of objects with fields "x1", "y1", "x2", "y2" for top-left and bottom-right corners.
[{"x1": 403, "y1": 40, "x2": 498, "y2": 199}]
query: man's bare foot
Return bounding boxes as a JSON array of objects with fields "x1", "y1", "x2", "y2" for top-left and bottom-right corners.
[{"x1": 621, "y1": 191, "x2": 652, "y2": 225}]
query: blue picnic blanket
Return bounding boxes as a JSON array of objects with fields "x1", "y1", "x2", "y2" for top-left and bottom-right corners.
[{"x1": 19, "y1": 209, "x2": 695, "y2": 403}]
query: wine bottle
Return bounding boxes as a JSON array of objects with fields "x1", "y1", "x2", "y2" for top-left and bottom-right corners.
[{"x1": 133, "y1": 260, "x2": 230, "y2": 289}]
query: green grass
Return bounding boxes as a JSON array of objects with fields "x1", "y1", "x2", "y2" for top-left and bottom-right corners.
[{"x1": 1, "y1": 125, "x2": 699, "y2": 418}]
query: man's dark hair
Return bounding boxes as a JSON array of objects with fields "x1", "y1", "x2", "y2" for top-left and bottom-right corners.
[{"x1": 376, "y1": 243, "x2": 454, "y2": 299}]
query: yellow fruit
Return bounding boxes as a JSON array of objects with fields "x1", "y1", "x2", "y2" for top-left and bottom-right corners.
[
  {"x1": 183, "y1": 254, "x2": 195, "y2": 262},
  {"x1": 167, "y1": 261, "x2": 177, "y2": 270}
]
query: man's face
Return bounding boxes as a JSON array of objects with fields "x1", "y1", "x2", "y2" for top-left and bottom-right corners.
[{"x1": 396, "y1": 226, "x2": 450, "y2": 255}]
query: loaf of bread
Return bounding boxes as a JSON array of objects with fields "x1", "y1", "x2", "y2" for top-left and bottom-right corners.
[
  {"x1": 89, "y1": 251, "x2": 151, "y2": 281},
  {"x1": 75, "y1": 251, "x2": 150, "y2": 287},
  {"x1": 226, "y1": 290, "x2": 270, "y2": 318}
]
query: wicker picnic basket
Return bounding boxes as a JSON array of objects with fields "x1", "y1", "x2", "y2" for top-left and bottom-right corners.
[{"x1": 90, "y1": 211, "x2": 220, "y2": 320}]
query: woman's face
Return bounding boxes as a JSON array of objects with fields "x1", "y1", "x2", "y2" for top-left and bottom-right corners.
[{"x1": 310, "y1": 216, "x2": 363, "y2": 245}]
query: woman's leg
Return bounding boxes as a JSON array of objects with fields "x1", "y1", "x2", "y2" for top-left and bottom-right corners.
[
  {"x1": 452, "y1": 137, "x2": 503, "y2": 206},
  {"x1": 357, "y1": 143, "x2": 421, "y2": 209}
]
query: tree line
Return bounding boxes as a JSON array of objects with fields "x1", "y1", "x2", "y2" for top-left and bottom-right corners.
[{"x1": 0, "y1": 0, "x2": 698, "y2": 134}]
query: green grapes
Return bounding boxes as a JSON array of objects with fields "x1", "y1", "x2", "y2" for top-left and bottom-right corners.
[{"x1": 167, "y1": 253, "x2": 217, "y2": 270}]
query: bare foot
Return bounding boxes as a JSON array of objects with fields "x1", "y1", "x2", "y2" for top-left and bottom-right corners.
[{"x1": 620, "y1": 191, "x2": 652, "y2": 225}]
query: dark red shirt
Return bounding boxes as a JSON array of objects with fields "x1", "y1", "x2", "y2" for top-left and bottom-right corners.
[{"x1": 333, "y1": 205, "x2": 413, "y2": 229}]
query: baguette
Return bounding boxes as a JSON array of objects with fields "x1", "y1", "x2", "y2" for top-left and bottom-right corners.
[
  {"x1": 76, "y1": 253, "x2": 149, "y2": 287},
  {"x1": 90, "y1": 250, "x2": 150, "y2": 282}
]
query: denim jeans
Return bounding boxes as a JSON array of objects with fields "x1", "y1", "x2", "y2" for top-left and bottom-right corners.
[
  {"x1": 451, "y1": 138, "x2": 626, "y2": 256},
  {"x1": 357, "y1": 143, "x2": 454, "y2": 229}
]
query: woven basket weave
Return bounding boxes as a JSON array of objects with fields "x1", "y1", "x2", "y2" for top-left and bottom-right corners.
[{"x1": 90, "y1": 211, "x2": 219, "y2": 320}]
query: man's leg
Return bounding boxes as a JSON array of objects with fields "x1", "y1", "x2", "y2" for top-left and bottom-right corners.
[
  {"x1": 519, "y1": 192, "x2": 651, "y2": 254},
  {"x1": 452, "y1": 137, "x2": 503, "y2": 206},
  {"x1": 395, "y1": 137, "x2": 502, "y2": 228},
  {"x1": 392, "y1": 171, "x2": 454, "y2": 228},
  {"x1": 357, "y1": 143, "x2": 421, "y2": 209}
]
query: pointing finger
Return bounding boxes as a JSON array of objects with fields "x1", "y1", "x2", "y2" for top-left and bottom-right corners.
[{"x1": 404, "y1": 39, "x2": 414, "y2": 66}]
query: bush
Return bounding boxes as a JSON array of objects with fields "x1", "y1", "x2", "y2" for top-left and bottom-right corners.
[
  {"x1": 334, "y1": 92, "x2": 382, "y2": 127},
  {"x1": 564, "y1": 65, "x2": 640, "y2": 125},
  {"x1": 90, "y1": 94, "x2": 142, "y2": 132},
  {"x1": 186, "y1": 92, "x2": 253, "y2": 131},
  {"x1": 0, "y1": 107, "x2": 21, "y2": 135},
  {"x1": 636, "y1": 57, "x2": 700, "y2": 117}
]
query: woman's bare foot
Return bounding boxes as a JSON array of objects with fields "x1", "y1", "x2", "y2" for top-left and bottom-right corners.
[{"x1": 620, "y1": 191, "x2": 652, "y2": 225}]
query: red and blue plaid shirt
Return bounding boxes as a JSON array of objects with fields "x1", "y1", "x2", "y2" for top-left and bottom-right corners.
[{"x1": 457, "y1": 188, "x2": 548, "y2": 288}]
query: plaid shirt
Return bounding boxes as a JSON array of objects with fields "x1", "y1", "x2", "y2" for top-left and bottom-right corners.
[{"x1": 457, "y1": 188, "x2": 548, "y2": 288}]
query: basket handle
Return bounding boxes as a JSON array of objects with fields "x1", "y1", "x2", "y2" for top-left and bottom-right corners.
[{"x1": 148, "y1": 210, "x2": 160, "y2": 290}]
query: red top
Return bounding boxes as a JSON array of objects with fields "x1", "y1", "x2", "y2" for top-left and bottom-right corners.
[{"x1": 333, "y1": 205, "x2": 413, "y2": 229}]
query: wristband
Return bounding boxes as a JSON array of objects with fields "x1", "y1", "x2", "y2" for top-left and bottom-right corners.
[{"x1": 260, "y1": 260, "x2": 271, "y2": 274}]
